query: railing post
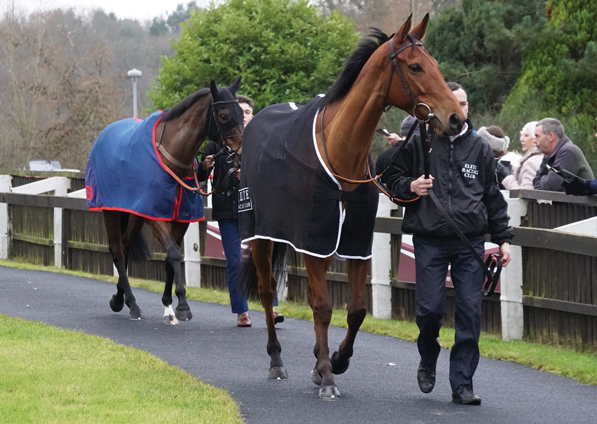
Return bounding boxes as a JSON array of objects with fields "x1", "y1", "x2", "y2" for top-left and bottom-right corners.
[
  {"x1": 371, "y1": 193, "x2": 397, "y2": 319},
  {"x1": 500, "y1": 196, "x2": 528, "y2": 340},
  {"x1": 53, "y1": 178, "x2": 70, "y2": 268},
  {"x1": 184, "y1": 221, "x2": 201, "y2": 287},
  {"x1": 0, "y1": 175, "x2": 13, "y2": 259}
]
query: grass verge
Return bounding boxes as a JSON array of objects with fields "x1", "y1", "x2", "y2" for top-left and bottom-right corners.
[
  {"x1": 1, "y1": 259, "x2": 596, "y2": 386},
  {"x1": 0, "y1": 314, "x2": 243, "y2": 424}
]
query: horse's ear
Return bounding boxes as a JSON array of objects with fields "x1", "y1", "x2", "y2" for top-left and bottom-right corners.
[
  {"x1": 393, "y1": 13, "x2": 413, "y2": 43},
  {"x1": 410, "y1": 13, "x2": 429, "y2": 40},
  {"x1": 229, "y1": 76, "x2": 242, "y2": 94},
  {"x1": 210, "y1": 79, "x2": 219, "y2": 99}
]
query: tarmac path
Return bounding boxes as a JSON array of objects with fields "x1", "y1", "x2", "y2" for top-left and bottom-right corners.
[{"x1": 1, "y1": 265, "x2": 595, "y2": 423}]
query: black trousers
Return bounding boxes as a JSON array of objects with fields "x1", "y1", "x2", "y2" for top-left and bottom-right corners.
[{"x1": 413, "y1": 235, "x2": 485, "y2": 391}]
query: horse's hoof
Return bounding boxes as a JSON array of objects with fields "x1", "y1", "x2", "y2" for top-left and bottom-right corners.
[
  {"x1": 331, "y1": 351, "x2": 350, "y2": 375},
  {"x1": 319, "y1": 385, "x2": 340, "y2": 399},
  {"x1": 175, "y1": 308, "x2": 192, "y2": 321},
  {"x1": 129, "y1": 306, "x2": 144, "y2": 320},
  {"x1": 163, "y1": 314, "x2": 180, "y2": 325},
  {"x1": 268, "y1": 366, "x2": 288, "y2": 380},
  {"x1": 109, "y1": 295, "x2": 124, "y2": 312},
  {"x1": 311, "y1": 368, "x2": 322, "y2": 386}
]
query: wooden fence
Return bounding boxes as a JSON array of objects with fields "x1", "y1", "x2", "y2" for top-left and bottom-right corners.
[{"x1": 1, "y1": 171, "x2": 596, "y2": 352}]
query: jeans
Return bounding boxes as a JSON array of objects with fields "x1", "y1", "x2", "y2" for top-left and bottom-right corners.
[
  {"x1": 413, "y1": 235, "x2": 485, "y2": 391},
  {"x1": 218, "y1": 219, "x2": 278, "y2": 315}
]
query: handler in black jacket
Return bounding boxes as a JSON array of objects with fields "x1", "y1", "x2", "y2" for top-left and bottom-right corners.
[{"x1": 387, "y1": 83, "x2": 513, "y2": 405}]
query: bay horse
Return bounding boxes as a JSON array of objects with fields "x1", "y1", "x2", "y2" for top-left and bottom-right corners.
[
  {"x1": 85, "y1": 77, "x2": 244, "y2": 324},
  {"x1": 239, "y1": 15, "x2": 466, "y2": 398}
]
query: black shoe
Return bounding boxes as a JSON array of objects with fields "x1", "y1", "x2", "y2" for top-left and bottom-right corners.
[
  {"x1": 452, "y1": 384, "x2": 481, "y2": 405},
  {"x1": 417, "y1": 361, "x2": 436, "y2": 394}
]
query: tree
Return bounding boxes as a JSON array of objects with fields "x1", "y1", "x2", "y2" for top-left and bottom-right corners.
[
  {"x1": 424, "y1": 0, "x2": 546, "y2": 113},
  {"x1": 0, "y1": 8, "x2": 125, "y2": 170},
  {"x1": 501, "y1": 0, "x2": 597, "y2": 168},
  {"x1": 316, "y1": 0, "x2": 433, "y2": 34},
  {"x1": 148, "y1": 0, "x2": 359, "y2": 112}
]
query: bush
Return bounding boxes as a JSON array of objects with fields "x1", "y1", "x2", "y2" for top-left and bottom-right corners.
[{"x1": 148, "y1": 0, "x2": 359, "y2": 112}]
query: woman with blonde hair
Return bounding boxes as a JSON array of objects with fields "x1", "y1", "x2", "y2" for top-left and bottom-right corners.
[{"x1": 500, "y1": 121, "x2": 544, "y2": 190}]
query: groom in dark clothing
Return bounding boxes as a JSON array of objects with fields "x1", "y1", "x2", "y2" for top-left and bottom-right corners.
[{"x1": 387, "y1": 82, "x2": 513, "y2": 405}]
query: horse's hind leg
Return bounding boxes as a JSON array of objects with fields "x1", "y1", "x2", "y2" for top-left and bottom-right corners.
[
  {"x1": 103, "y1": 211, "x2": 144, "y2": 320},
  {"x1": 331, "y1": 258, "x2": 370, "y2": 376},
  {"x1": 304, "y1": 254, "x2": 339, "y2": 398},
  {"x1": 147, "y1": 220, "x2": 192, "y2": 323},
  {"x1": 251, "y1": 239, "x2": 287, "y2": 380}
]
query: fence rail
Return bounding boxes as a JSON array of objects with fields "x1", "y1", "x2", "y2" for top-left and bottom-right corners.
[{"x1": 1, "y1": 173, "x2": 596, "y2": 352}]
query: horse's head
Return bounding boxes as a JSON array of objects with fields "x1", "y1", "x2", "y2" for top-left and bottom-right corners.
[
  {"x1": 206, "y1": 76, "x2": 244, "y2": 149},
  {"x1": 384, "y1": 14, "x2": 465, "y2": 137}
]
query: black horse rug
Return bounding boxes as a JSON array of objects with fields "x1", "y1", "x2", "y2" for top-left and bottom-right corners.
[
  {"x1": 239, "y1": 95, "x2": 379, "y2": 259},
  {"x1": 85, "y1": 111, "x2": 205, "y2": 222}
]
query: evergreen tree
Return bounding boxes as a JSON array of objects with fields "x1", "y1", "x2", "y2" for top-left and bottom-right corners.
[
  {"x1": 424, "y1": 0, "x2": 546, "y2": 113},
  {"x1": 501, "y1": 0, "x2": 597, "y2": 168},
  {"x1": 148, "y1": 0, "x2": 359, "y2": 112}
]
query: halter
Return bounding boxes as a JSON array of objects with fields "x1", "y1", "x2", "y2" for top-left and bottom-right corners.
[{"x1": 384, "y1": 34, "x2": 434, "y2": 123}]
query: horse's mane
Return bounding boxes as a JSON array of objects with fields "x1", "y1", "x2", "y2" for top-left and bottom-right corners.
[
  {"x1": 162, "y1": 88, "x2": 210, "y2": 122},
  {"x1": 322, "y1": 28, "x2": 391, "y2": 106}
]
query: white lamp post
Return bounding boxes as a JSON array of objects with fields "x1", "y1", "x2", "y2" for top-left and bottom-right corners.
[{"x1": 127, "y1": 68, "x2": 142, "y2": 118}]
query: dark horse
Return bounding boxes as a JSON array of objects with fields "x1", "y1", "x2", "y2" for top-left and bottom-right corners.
[
  {"x1": 85, "y1": 77, "x2": 244, "y2": 324},
  {"x1": 239, "y1": 15, "x2": 466, "y2": 398}
]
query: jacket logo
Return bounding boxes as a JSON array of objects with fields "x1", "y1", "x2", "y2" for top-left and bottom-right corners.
[
  {"x1": 462, "y1": 163, "x2": 478, "y2": 179},
  {"x1": 238, "y1": 187, "x2": 252, "y2": 212}
]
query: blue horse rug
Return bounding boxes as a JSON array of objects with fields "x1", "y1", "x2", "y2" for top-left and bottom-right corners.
[
  {"x1": 85, "y1": 110, "x2": 205, "y2": 222},
  {"x1": 239, "y1": 95, "x2": 379, "y2": 259}
]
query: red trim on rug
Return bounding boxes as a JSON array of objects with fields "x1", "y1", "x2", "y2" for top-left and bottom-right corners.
[{"x1": 88, "y1": 206, "x2": 205, "y2": 223}]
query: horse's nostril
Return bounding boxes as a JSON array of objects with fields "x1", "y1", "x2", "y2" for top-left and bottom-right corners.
[{"x1": 449, "y1": 114, "x2": 462, "y2": 131}]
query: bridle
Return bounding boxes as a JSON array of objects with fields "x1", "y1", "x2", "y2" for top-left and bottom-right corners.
[
  {"x1": 155, "y1": 97, "x2": 243, "y2": 194},
  {"x1": 384, "y1": 33, "x2": 434, "y2": 122},
  {"x1": 320, "y1": 33, "x2": 432, "y2": 189}
]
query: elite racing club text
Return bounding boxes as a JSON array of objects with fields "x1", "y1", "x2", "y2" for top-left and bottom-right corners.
[{"x1": 462, "y1": 163, "x2": 478, "y2": 179}]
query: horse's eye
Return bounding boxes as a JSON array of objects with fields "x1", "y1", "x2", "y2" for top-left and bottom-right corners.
[
  {"x1": 409, "y1": 64, "x2": 423, "y2": 73},
  {"x1": 219, "y1": 111, "x2": 231, "y2": 123}
]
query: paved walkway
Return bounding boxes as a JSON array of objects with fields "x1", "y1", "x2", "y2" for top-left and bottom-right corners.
[{"x1": 1, "y1": 266, "x2": 595, "y2": 423}]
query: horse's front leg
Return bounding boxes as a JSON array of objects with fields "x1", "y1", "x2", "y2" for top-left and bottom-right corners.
[
  {"x1": 304, "y1": 254, "x2": 338, "y2": 398},
  {"x1": 148, "y1": 220, "x2": 192, "y2": 323},
  {"x1": 331, "y1": 258, "x2": 370, "y2": 376},
  {"x1": 251, "y1": 239, "x2": 288, "y2": 380}
]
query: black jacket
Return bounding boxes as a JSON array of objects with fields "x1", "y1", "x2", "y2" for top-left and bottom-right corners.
[
  {"x1": 387, "y1": 120, "x2": 513, "y2": 245},
  {"x1": 198, "y1": 141, "x2": 241, "y2": 221}
]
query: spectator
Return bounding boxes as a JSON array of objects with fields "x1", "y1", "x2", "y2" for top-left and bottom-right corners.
[
  {"x1": 199, "y1": 95, "x2": 283, "y2": 327},
  {"x1": 375, "y1": 115, "x2": 419, "y2": 183},
  {"x1": 478, "y1": 125, "x2": 521, "y2": 189},
  {"x1": 533, "y1": 118, "x2": 594, "y2": 191},
  {"x1": 499, "y1": 121, "x2": 544, "y2": 190},
  {"x1": 387, "y1": 82, "x2": 513, "y2": 405}
]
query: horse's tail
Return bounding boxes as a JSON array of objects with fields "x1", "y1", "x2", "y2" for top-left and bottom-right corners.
[
  {"x1": 241, "y1": 241, "x2": 287, "y2": 301},
  {"x1": 128, "y1": 231, "x2": 151, "y2": 262}
]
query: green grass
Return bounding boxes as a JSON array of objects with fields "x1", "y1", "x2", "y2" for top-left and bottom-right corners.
[
  {"x1": 1, "y1": 259, "x2": 596, "y2": 386},
  {"x1": 0, "y1": 314, "x2": 243, "y2": 424}
]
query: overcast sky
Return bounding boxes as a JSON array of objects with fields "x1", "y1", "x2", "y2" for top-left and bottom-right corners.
[{"x1": 12, "y1": 0, "x2": 213, "y2": 22}]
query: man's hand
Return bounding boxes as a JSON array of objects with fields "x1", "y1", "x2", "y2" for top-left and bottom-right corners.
[
  {"x1": 410, "y1": 175, "x2": 434, "y2": 196},
  {"x1": 203, "y1": 155, "x2": 215, "y2": 170},
  {"x1": 384, "y1": 133, "x2": 402, "y2": 146},
  {"x1": 563, "y1": 178, "x2": 591, "y2": 196},
  {"x1": 499, "y1": 242, "x2": 511, "y2": 267}
]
